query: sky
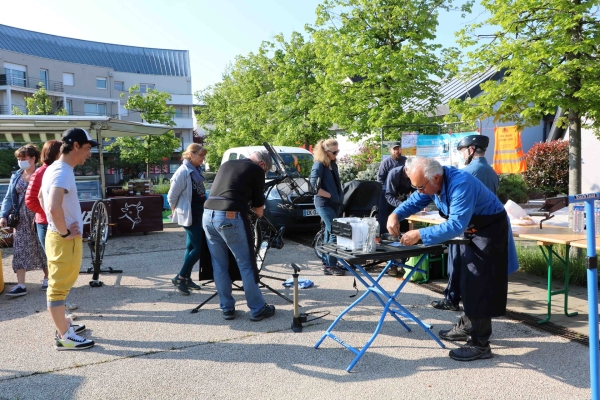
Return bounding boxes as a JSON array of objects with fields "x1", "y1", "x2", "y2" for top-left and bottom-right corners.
[{"x1": 0, "y1": 0, "x2": 486, "y2": 99}]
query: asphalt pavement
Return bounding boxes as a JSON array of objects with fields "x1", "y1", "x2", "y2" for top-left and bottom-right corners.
[{"x1": 0, "y1": 226, "x2": 594, "y2": 399}]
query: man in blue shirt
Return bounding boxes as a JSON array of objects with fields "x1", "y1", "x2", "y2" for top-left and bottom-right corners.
[
  {"x1": 431, "y1": 135, "x2": 499, "y2": 311},
  {"x1": 387, "y1": 157, "x2": 518, "y2": 361}
]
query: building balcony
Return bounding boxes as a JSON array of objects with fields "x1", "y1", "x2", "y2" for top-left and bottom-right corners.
[
  {"x1": 0, "y1": 74, "x2": 64, "y2": 92},
  {"x1": 167, "y1": 94, "x2": 194, "y2": 105}
]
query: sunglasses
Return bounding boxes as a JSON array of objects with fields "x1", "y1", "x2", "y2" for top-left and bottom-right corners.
[
  {"x1": 327, "y1": 150, "x2": 340, "y2": 155},
  {"x1": 411, "y1": 178, "x2": 432, "y2": 191}
]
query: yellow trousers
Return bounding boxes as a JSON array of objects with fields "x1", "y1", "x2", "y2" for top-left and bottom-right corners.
[{"x1": 45, "y1": 231, "x2": 82, "y2": 307}]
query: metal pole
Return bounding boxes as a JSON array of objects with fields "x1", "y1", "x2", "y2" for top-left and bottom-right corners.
[
  {"x1": 96, "y1": 126, "x2": 107, "y2": 200},
  {"x1": 570, "y1": 194, "x2": 600, "y2": 399},
  {"x1": 584, "y1": 199, "x2": 599, "y2": 399}
]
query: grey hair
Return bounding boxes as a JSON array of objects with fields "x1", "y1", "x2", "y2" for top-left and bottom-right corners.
[
  {"x1": 411, "y1": 156, "x2": 443, "y2": 180},
  {"x1": 250, "y1": 150, "x2": 273, "y2": 172},
  {"x1": 404, "y1": 157, "x2": 414, "y2": 176}
]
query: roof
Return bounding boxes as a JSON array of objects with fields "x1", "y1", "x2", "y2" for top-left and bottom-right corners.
[
  {"x1": 0, "y1": 24, "x2": 189, "y2": 77},
  {"x1": 407, "y1": 68, "x2": 503, "y2": 113},
  {"x1": 0, "y1": 115, "x2": 171, "y2": 143}
]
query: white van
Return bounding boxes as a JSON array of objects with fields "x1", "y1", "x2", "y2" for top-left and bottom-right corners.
[{"x1": 221, "y1": 145, "x2": 314, "y2": 178}]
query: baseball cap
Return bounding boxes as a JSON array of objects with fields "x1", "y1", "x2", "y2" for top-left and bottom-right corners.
[
  {"x1": 62, "y1": 128, "x2": 99, "y2": 147},
  {"x1": 390, "y1": 141, "x2": 402, "y2": 148}
]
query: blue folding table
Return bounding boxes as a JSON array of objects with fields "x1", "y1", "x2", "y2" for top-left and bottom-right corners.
[{"x1": 314, "y1": 241, "x2": 457, "y2": 372}]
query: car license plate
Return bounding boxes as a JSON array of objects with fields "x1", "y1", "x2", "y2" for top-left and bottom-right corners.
[{"x1": 303, "y1": 209, "x2": 318, "y2": 217}]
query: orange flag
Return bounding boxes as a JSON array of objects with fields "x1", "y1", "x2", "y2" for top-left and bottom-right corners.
[{"x1": 493, "y1": 126, "x2": 527, "y2": 174}]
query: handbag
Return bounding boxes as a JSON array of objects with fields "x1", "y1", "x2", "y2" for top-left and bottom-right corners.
[{"x1": 7, "y1": 212, "x2": 20, "y2": 228}]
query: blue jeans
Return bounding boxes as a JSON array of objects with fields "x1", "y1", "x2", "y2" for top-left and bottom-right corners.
[
  {"x1": 316, "y1": 205, "x2": 339, "y2": 267},
  {"x1": 202, "y1": 209, "x2": 266, "y2": 316},
  {"x1": 178, "y1": 223, "x2": 204, "y2": 279},
  {"x1": 36, "y1": 223, "x2": 48, "y2": 252}
]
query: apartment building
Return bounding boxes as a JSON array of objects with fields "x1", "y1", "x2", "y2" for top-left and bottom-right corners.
[{"x1": 0, "y1": 24, "x2": 195, "y2": 153}]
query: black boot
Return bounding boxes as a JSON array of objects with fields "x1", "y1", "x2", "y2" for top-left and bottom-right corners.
[{"x1": 449, "y1": 340, "x2": 493, "y2": 361}]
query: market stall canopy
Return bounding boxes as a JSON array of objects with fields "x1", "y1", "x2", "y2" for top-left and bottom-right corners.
[{"x1": 0, "y1": 115, "x2": 171, "y2": 143}]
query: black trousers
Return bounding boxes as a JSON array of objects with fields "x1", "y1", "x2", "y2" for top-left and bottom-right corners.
[
  {"x1": 443, "y1": 244, "x2": 461, "y2": 306},
  {"x1": 457, "y1": 314, "x2": 492, "y2": 345}
]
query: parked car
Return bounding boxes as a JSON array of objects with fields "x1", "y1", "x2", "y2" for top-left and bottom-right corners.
[{"x1": 264, "y1": 176, "x2": 320, "y2": 231}]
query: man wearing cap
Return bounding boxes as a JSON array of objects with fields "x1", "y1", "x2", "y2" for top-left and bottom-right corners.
[
  {"x1": 202, "y1": 151, "x2": 276, "y2": 322},
  {"x1": 40, "y1": 128, "x2": 97, "y2": 350},
  {"x1": 377, "y1": 141, "x2": 406, "y2": 236},
  {"x1": 431, "y1": 135, "x2": 500, "y2": 312}
]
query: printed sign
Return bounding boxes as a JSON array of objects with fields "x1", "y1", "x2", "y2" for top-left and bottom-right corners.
[{"x1": 401, "y1": 132, "x2": 417, "y2": 156}]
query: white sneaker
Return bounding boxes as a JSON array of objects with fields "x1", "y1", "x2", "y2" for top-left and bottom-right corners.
[
  {"x1": 55, "y1": 327, "x2": 94, "y2": 350},
  {"x1": 65, "y1": 302, "x2": 78, "y2": 311}
]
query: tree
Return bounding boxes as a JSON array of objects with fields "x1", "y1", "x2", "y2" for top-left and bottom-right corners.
[
  {"x1": 106, "y1": 85, "x2": 179, "y2": 177},
  {"x1": 12, "y1": 83, "x2": 68, "y2": 115},
  {"x1": 449, "y1": 0, "x2": 600, "y2": 200},
  {"x1": 195, "y1": 32, "x2": 334, "y2": 169},
  {"x1": 308, "y1": 0, "x2": 473, "y2": 139}
]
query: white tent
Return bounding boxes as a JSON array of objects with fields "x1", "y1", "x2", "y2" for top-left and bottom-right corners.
[{"x1": 0, "y1": 115, "x2": 171, "y2": 198}]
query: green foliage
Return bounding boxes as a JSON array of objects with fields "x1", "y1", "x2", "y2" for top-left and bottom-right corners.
[
  {"x1": 13, "y1": 83, "x2": 68, "y2": 115},
  {"x1": 0, "y1": 148, "x2": 19, "y2": 178},
  {"x1": 516, "y1": 242, "x2": 587, "y2": 286},
  {"x1": 356, "y1": 162, "x2": 380, "y2": 181},
  {"x1": 350, "y1": 141, "x2": 381, "y2": 171},
  {"x1": 152, "y1": 182, "x2": 170, "y2": 195},
  {"x1": 522, "y1": 140, "x2": 569, "y2": 197},
  {"x1": 106, "y1": 85, "x2": 179, "y2": 176},
  {"x1": 308, "y1": 0, "x2": 473, "y2": 137},
  {"x1": 450, "y1": 0, "x2": 600, "y2": 195},
  {"x1": 196, "y1": 32, "x2": 334, "y2": 169},
  {"x1": 337, "y1": 162, "x2": 358, "y2": 184},
  {"x1": 497, "y1": 174, "x2": 528, "y2": 204}
]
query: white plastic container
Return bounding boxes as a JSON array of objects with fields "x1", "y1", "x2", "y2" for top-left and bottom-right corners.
[
  {"x1": 572, "y1": 205, "x2": 585, "y2": 233},
  {"x1": 334, "y1": 217, "x2": 370, "y2": 250}
]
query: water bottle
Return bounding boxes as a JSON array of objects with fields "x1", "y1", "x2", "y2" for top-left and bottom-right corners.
[
  {"x1": 595, "y1": 200, "x2": 600, "y2": 234},
  {"x1": 572, "y1": 205, "x2": 585, "y2": 233}
]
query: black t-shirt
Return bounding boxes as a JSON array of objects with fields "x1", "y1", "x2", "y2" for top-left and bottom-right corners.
[
  {"x1": 190, "y1": 175, "x2": 206, "y2": 223},
  {"x1": 204, "y1": 159, "x2": 265, "y2": 213}
]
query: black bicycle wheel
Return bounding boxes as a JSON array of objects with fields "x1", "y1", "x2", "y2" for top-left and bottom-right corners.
[
  {"x1": 313, "y1": 230, "x2": 324, "y2": 260},
  {"x1": 89, "y1": 200, "x2": 109, "y2": 279}
]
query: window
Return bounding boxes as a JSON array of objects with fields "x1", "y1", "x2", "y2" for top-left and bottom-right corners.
[
  {"x1": 39, "y1": 69, "x2": 49, "y2": 89},
  {"x1": 84, "y1": 102, "x2": 107, "y2": 116},
  {"x1": 4, "y1": 62, "x2": 27, "y2": 87},
  {"x1": 66, "y1": 100, "x2": 72, "y2": 115},
  {"x1": 63, "y1": 72, "x2": 74, "y2": 86},
  {"x1": 139, "y1": 83, "x2": 155, "y2": 93},
  {"x1": 118, "y1": 104, "x2": 129, "y2": 117},
  {"x1": 96, "y1": 77, "x2": 107, "y2": 89},
  {"x1": 228, "y1": 153, "x2": 238, "y2": 160},
  {"x1": 114, "y1": 81, "x2": 124, "y2": 91},
  {"x1": 175, "y1": 108, "x2": 183, "y2": 117}
]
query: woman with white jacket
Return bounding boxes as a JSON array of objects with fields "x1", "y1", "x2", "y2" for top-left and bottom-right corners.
[{"x1": 167, "y1": 143, "x2": 207, "y2": 295}]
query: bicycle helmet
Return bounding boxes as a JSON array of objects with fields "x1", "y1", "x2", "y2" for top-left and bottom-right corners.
[{"x1": 456, "y1": 135, "x2": 489, "y2": 151}]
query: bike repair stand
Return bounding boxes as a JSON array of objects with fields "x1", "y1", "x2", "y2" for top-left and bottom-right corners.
[
  {"x1": 290, "y1": 263, "x2": 307, "y2": 332},
  {"x1": 81, "y1": 236, "x2": 122, "y2": 288}
]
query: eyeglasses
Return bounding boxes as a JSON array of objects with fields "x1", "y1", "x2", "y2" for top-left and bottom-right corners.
[
  {"x1": 327, "y1": 150, "x2": 340, "y2": 155},
  {"x1": 411, "y1": 178, "x2": 432, "y2": 191}
]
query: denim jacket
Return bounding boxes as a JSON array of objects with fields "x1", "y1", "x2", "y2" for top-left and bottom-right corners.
[
  {"x1": 0, "y1": 169, "x2": 25, "y2": 219},
  {"x1": 309, "y1": 161, "x2": 343, "y2": 208}
]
